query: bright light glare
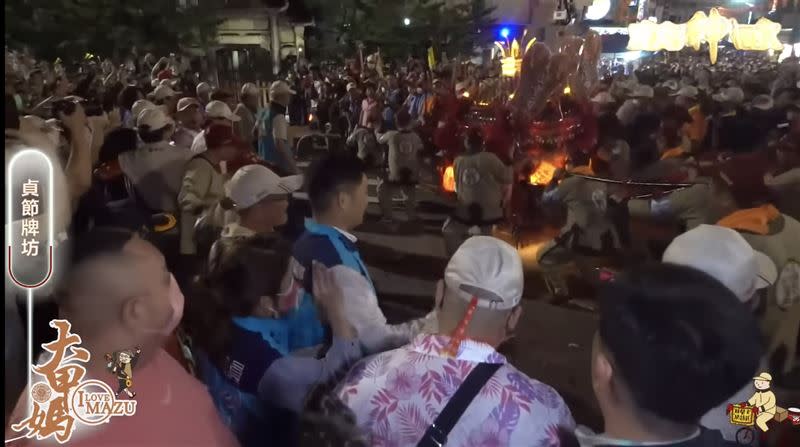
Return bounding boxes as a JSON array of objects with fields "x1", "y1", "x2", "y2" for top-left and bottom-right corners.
[
  {"x1": 500, "y1": 27, "x2": 510, "y2": 39},
  {"x1": 585, "y1": 0, "x2": 611, "y2": 21},
  {"x1": 403, "y1": 17, "x2": 411, "y2": 26}
]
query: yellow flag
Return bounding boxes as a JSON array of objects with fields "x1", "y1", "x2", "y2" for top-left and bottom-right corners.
[{"x1": 427, "y1": 47, "x2": 436, "y2": 70}]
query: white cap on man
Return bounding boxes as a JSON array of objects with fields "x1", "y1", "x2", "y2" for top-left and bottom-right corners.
[
  {"x1": 444, "y1": 236, "x2": 524, "y2": 310},
  {"x1": 153, "y1": 84, "x2": 178, "y2": 101},
  {"x1": 176, "y1": 97, "x2": 201, "y2": 112},
  {"x1": 227, "y1": 165, "x2": 304, "y2": 209},
  {"x1": 131, "y1": 99, "x2": 157, "y2": 122},
  {"x1": 713, "y1": 87, "x2": 745, "y2": 104},
  {"x1": 196, "y1": 82, "x2": 212, "y2": 96},
  {"x1": 205, "y1": 100, "x2": 241, "y2": 122},
  {"x1": 662, "y1": 225, "x2": 777, "y2": 302},
  {"x1": 751, "y1": 94, "x2": 774, "y2": 111},
  {"x1": 672, "y1": 85, "x2": 699, "y2": 98},
  {"x1": 241, "y1": 82, "x2": 260, "y2": 97},
  {"x1": 268, "y1": 80, "x2": 296, "y2": 100},
  {"x1": 661, "y1": 79, "x2": 679, "y2": 92},
  {"x1": 136, "y1": 107, "x2": 174, "y2": 130},
  {"x1": 346, "y1": 82, "x2": 358, "y2": 92},
  {"x1": 591, "y1": 91, "x2": 616, "y2": 104}
]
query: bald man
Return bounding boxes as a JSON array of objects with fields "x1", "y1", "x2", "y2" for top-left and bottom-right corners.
[{"x1": 7, "y1": 228, "x2": 239, "y2": 446}]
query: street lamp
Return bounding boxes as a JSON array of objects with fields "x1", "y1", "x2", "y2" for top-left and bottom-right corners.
[{"x1": 403, "y1": 17, "x2": 411, "y2": 26}]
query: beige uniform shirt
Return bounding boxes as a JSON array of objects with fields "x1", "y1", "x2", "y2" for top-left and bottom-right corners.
[
  {"x1": 377, "y1": 129, "x2": 422, "y2": 182},
  {"x1": 629, "y1": 179, "x2": 725, "y2": 230},
  {"x1": 544, "y1": 176, "x2": 620, "y2": 251},
  {"x1": 739, "y1": 214, "x2": 800, "y2": 363},
  {"x1": 765, "y1": 168, "x2": 800, "y2": 221},
  {"x1": 454, "y1": 151, "x2": 512, "y2": 222},
  {"x1": 178, "y1": 156, "x2": 227, "y2": 255}
]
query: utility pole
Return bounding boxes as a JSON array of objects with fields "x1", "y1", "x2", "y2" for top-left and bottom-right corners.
[{"x1": 267, "y1": 1, "x2": 289, "y2": 76}]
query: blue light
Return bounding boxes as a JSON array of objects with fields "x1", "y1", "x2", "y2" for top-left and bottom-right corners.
[{"x1": 500, "y1": 27, "x2": 510, "y2": 39}]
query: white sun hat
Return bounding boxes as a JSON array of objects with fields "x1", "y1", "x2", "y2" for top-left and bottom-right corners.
[
  {"x1": 663, "y1": 224, "x2": 777, "y2": 302},
  {"x1": 227, "y1": 164, "x2": 304, "y2": 209}
]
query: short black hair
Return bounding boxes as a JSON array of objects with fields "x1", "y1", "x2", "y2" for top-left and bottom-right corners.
[
  {"x1": 598, "y1": 263, "x2": 763, "y2": 425},
  {"x1": 306, "y1": 153, "x2": 366, "y2": 214},
  {"x1": 118, "y1": 85, "x2": 143, "y2": 112},
  {"x1": 99, "y1": 128, "x2": 138, "y2": 163}
]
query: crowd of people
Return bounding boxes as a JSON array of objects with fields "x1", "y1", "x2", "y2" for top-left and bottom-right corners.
[{"x1": 4, "y1": 38, "x2": 800, "y2": 447}]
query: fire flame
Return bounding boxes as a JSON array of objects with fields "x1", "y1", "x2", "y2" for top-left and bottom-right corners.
[
  {"x1": 529, "y1": 160, "x2": 557, "y2": 186},
  {"x1": 442, "y1": 165, "x2": 456, "y2": 193}
]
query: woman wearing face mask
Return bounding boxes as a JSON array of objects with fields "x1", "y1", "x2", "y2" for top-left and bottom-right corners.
[{"x1": 187, "y1": 240, "x2": 361, "y2": 447}]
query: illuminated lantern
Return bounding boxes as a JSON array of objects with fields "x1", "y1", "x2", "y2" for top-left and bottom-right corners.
[
  {"x1": 729, "y1": 17, "x2": 784, "y2": 52},
  {"x1": 628, "y1": 19, "x2": 659, "y2": 51},
  {"x1": 442, "y1": 165, "x2": 456, "y2": 193},
  {"x1": 628, "y1": 20, "x2": 686, "y2": 52},
  {"x1": 660, "y1": 21, "x2": 689, "y2": 52},
  {"x1": 686, "y1": 11, "x2": 708, "y2": 51},
  {"x1": 705, "y1": 8, "x2": 733, "y2": 64},
  {"x1": 496, "y1": 30, "x2": 536, "y2": 77}
]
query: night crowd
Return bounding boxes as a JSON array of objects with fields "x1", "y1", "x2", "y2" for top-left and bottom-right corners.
[{"x1": 4, "y1": 43, "x2": 800, "y2": 447}]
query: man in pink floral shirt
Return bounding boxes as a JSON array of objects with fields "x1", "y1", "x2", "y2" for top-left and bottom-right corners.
[{"x1": 336, "y1": 236, "x2": 575, "y2": 446}]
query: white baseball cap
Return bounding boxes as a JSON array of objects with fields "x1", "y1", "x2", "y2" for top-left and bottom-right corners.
[
  {"x1": 444, "y1": 236, "x2": 524, "y2": 310},
  {"x1": 346, "y1": 82, "x2": 358, "y2": 92},
  {"x1": 131, "y1": 99, "x2": 156, "y2": 122},
  {"x1": 176, "y1": 97, "x2": 201, "y2": 112},
  {"x1": 751, "y1": 94, "x2": 774, "y2": 111},
  {"x1": 661, "y1": 79, "x2": 679, "y2": 92},
  {"x1": 196, "y1": 82, "x2": 212, "y2": 95},
  {"x1": 269, "y1": 80, "x2": 295, "y2": 99},
  {"x1": 713, "y1": 87, "x2": 745, "y2": 104},
  {"x1": 136, "y1": 107, "x2": 173, "y2": 130},
  {"x1": 591, "y1": 91, "x2": 616, "y2": 104},
  {"x1": 153, "y1": 84, "x2": 178, "y2": 101},
  {"x1": 205, "y1": 100, "x2": 241, "y2": 122},
  {"x1": 663, "y1": 225, "x2": 777, "y2": 302},
  {"x1": 241, "y1": 82, "x2": 260, "y2": 97},
  {"x1": 672, "y1": 85, "x2": 699, "y2": 98},
  {"x1": 227, "y1": 165, "x2": 304, "y2": 209}
]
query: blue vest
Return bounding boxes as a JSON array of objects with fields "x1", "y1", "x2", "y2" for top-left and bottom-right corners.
[
  {"x1": 256, "y1": 108, "x2": 278, "y2": 164},
  {"x1": 198, "y1": 317, "x2": 296, "y2": 446},
  {"x1": 288, "y1": 220, "x2": 376, "y2": 350}
]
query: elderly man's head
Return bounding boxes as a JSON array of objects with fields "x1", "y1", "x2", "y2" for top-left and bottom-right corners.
[
  {"x1": 435, "y1": 237, "x2": 524, "y2": 347},
  {"x1": 58, "y1": 228, "x2": 184, "y2": 357}
]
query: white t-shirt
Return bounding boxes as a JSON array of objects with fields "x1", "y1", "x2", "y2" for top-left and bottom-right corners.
[{"x1": 190, "y1": 130, "x2": 206, "y2": 154}]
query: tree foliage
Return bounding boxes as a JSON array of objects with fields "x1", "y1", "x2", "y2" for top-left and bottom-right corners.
[
  {"x1": 305, "y1": 0, "x2": 495, "y2": 61},
  {"x1": 5, "y1": 0, "x2": 224, "y2": 61}
]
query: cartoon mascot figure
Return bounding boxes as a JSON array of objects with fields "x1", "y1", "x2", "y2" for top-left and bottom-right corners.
[
  {"x1": 105, "y1": 347, "x2": 142, "y2": 399},
  {"x1": 748, "y1": 372, "x2": 777, "y2": 432}
]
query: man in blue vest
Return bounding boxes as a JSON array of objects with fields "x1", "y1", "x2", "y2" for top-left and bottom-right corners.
[
  {"x1": 288, "y1": 153, "x2": 432, "y2": 354},
  {"x1": 256, "y1": 80, "x2": 298, "y2": 174}
]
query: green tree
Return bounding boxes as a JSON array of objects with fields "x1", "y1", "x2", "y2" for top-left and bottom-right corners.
[
  {"x1": 305, "y1": 0, "x2": 495, "y2": 61},
  {"x1": 5, "y1": 0, "x2": 224, "y2": 62}
]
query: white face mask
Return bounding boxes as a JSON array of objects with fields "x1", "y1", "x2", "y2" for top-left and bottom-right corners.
[{"x1": 142, "y1": 275, "x2": 185, "y2": 336}]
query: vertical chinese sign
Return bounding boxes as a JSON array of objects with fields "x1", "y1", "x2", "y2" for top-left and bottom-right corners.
[{"x1": 7, "y1": 148, "x2": 56, "y2": 417}]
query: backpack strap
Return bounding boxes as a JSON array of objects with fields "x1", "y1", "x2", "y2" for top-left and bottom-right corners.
[{"x1": 417, "y1": 362, "x2": 501, "y2": 447}]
